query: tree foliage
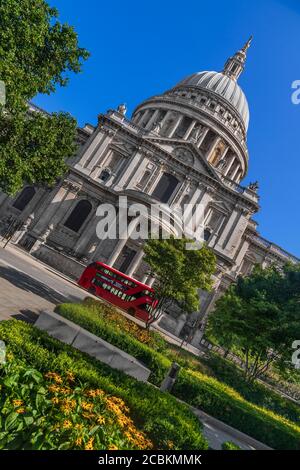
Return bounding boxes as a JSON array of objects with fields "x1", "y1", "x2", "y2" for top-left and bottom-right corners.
[
  {"x1": 143, "y1": 237, "x2": 216, "y2": 323},
  {"x1": 0, "y1": 0, "x2": 89, "y2": 194},
  {"x1": 207, "y1": 264, "x2": 300, "y2": 382}
]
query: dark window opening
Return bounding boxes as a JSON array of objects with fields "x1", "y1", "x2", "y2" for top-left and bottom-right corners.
[
  {"x1": 99, "y1": 169, "x2": 111, "y2": 182},
  {"x1": 151, "y1": 173, "x2": 179, "y2": 203},
  {"x1": 13, "y1": 186, "x2": 36, "y2": 211},
  {"x1": 64, "y1": 199, "x2": 92, "y2": 232},
  {"x1": 173, "y1": 116, "x2": 192, "y2": 139},
  {"x1": 204, "y1": 228, "x2": 212, "y2": 242}
]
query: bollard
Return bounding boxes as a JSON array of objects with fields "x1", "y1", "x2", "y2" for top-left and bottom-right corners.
[{"x1": 159, "y1": 362, "x2": 180, "y2": 392}]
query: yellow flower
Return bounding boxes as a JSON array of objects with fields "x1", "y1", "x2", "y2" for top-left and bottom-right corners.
[
  {"x1": 53, "y1": 376, "x2": 63, "y2": 384},
  {"x1": 62, "y1": 420, "x2": 72, "y2": 429},
  {"x1": 167, "y1": 440, "x2": 174, "y2": 449},
  {"x1": 45, "y1": 372, "x2": 63, "y2": 383},
  {"x1": 85, "y1": 437, "x2": 94, "y2": 450},
  {"x1": 58, "y1": 387, "x2": 71, "y2": 395},
  {"x1": 16, "y1": 408, "x2": 26, "y2": 414},
  {"x1": 12, "y1": 399, "x2": 24, "y2": 407},
  {"x1": 108, "y1": 444, "x2": 118, "y2": 450},
  {"x1": 51, "y1": 397, "x2": 60, "y2": 405},
  {"x1": 75, "y1": 437, "x2": 82, "y2": 446},
  {"x1": 82, "y1": 412, "x2": 95, "y2": 420},
  {"x1": 97, "y1": 416, "x2": 105, "y2": 425},
  {"x1": 82, "y1": 402, "x2": 93, "y2": 411},
  {"x1": 66, "y1": 371, "x2": 75, "y2": 382},
  {"x1": 75, "y1": 423, "x2": 84, "y2": 430},
  {"x1": 48, "y1": 385, "x2": 60, "y2": 393}
]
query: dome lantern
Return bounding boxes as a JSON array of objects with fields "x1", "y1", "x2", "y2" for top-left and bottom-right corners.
[{"x1": 223, "y1": 36, "x2": 253, "y2": 81}]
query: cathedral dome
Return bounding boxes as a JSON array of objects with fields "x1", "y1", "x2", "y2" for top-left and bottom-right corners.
[{"x1": 177, "y1": 70, "x2": 249, "y2": 131}]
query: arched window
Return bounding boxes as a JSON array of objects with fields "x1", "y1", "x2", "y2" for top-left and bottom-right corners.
[
  {"x1": 99, "y1": 168, "x2": 111, "y2": 182},
  {"x1": 64, "y1": 200, "x2": 92, "y2": 232},
  {"x1": 13, "y1": 186, "x2": 36, "y2": 211},
  {"x1": 152, "y1": 173, "x2": 179, "y2": 203}
]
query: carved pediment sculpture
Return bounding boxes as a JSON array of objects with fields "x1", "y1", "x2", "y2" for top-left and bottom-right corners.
[{"x1": 172, "y1": 147, "x2": 194, "y2": 165}]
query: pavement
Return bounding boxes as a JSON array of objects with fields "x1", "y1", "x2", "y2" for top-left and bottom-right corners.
[
  {"x1": 0, "y1": 243, "x2": 86, "y2": 322},
  {"x1": 0, "y1": 242, "x2": 271, "y2": 450}
]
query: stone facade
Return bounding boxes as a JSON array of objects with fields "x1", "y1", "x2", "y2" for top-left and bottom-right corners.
[{"x1": 0, "y1": 40, "x2": 298, "y2": 347}]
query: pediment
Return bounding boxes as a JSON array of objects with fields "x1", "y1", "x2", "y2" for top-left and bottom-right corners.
[{"x1": 143, "y1": 135, "x2": 221, "y2": 181}]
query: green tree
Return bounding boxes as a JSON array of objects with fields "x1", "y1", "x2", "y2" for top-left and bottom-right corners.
[
  {"x1": 0, "y1": 0, "x2": 89, "y2": 194},
  {"x1": 207, "y1": 264, "x2": 300, "y2": 382},
  {"x1": 143, "y1": 237, "x2": 216, "y2": 325}
]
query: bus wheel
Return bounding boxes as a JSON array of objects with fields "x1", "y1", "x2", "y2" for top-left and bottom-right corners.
[
  {"x1": 88, "y1": 287, "x2": 96, "y2": 295},
  {"x1": 127, "y1": 307, "x2": 135, "y2": 317}
]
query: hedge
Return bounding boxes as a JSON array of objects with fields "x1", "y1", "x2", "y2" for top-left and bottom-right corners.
[
  {"x1": 56, "y1": 302, "x2": 171, "y2": 385},
  {"x1": 173, "y1": 370, "x2": 300, "y2": 450},
  {"x1": 0, "y1": 319, "x2": 207, "y2": 450},
  {"x1": 203, "y1": 353, "x2": 300, "y2": 424},
  {"x1": 56, "y1": 302, "x2": 300, "y2": 449}
]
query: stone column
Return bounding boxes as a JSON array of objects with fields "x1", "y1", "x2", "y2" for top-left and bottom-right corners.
[
  {"x1": 220, "y1": 145, "x2": 230, "y2": 160},
  {"x1": 233, "y1": 238, "x2": 250, "y2": 275},
  {"x1": 139, "y1": 109, "x2": 152, "y2": 127},
  {"x1": 106, "y1": 238, "x2": 127, "y2": 266},
  {"x1": 85, "y1": 134, "x2": 114, "y2": 171},
  {"x1": 215, "y1": 207, "x2": 239, "y2": 251},
  {"x1": 145, "y1": 276, "x2": 155, "y2": 287},
  {"x1": 12, "y1": 213, "x2": 35, "y2": 244},
  {"x1": 179, "y1": 184, "x2": 205, "y2": 237},
  {"x1": 224, "y1": 155, "x2": 236, "y2": 176},
  {"x1": 235, "y1": 169, "x2": 243, "y2": 183},
  {"x1": 32, "y1": 182, "x2": 80, "y2": 236},
  {"x1": 183, "y1": 120, "x2": 196, "y2": 140},
  {"x1": 230, "y1": 163, "x2": 241, "y2": 181},
  {"x1": 196, "y1": 127, "x2": 209, "y2": 148},
  {"x1": 145, "y1": 109, "x2": 160, "y2": 130},
  {"x1": 193, "y1": 186, "x2": 214, "y2": 237},
  {"x1": 169, "y1": 115, "x2": 183, "y2": 138},
  {"x1": 73, "y1": 209, "x2": 97, "y2": 254},
  {"x1": 207, "y1": 136, "x2": 221, "y2": 162},
  {"x1": 126, "y1": 249, "x2": 144, "y2": 276},
  {"x1": 144, "y1": 161, "x2": 164, "y2": 194},
  {"x1": 79, "y1": 129, "x2": 107, "y2": 168},
  {"x1": 106, "y1": 218, "x2": 139, "y2": 267},
  {"x1": 223, "y1": 210, "x2": 249, "y2": 256},
  {"x1": 30, "y1": 223, "x2": 55, "y2": 254}
]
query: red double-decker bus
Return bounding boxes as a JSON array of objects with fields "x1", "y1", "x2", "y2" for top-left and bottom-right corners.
[{"x1": 78, "y1": 262, "x2": 158, "y2": 323}]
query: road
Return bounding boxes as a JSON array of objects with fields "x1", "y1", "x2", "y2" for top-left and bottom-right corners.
[
  {"x1": 0, "y1": 244, "x2": 86, "y2": 322},
  {"x1": 0, "y1": 244, "x2": 271, "y2": 450}
]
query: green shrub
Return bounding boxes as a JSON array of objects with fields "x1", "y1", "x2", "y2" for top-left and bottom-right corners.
[
  {"x1": 222, "y1": 441, "x2": 241, "y2": 450},
  {"x1": 55, "y1": 302, "x2": 300, "y2": 450},
  {"x1": 56, "y1": 302, "x2": 170, "y2": 385},
  {"x1": 173, "y1": 369, "x2": 300, "y2": 450},
  {"x1": 204, "y1": 354, "x2": 300, "y2": 423},
  {"x1": 0, "y1": 319, "x2": 207, "y2": 451}
]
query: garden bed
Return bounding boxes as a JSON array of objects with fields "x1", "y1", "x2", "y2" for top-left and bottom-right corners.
[
  {"x1": 0, "y1": 319, "x2": 208, "y2": 450},
  {"x1": 55, "y1": 301, "x2": 300, "y2": 450}
]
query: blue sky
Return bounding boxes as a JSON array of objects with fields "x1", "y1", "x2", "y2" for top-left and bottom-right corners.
[{"x1": 34, "y1": 0, "x2": 300, "y2": 257}]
